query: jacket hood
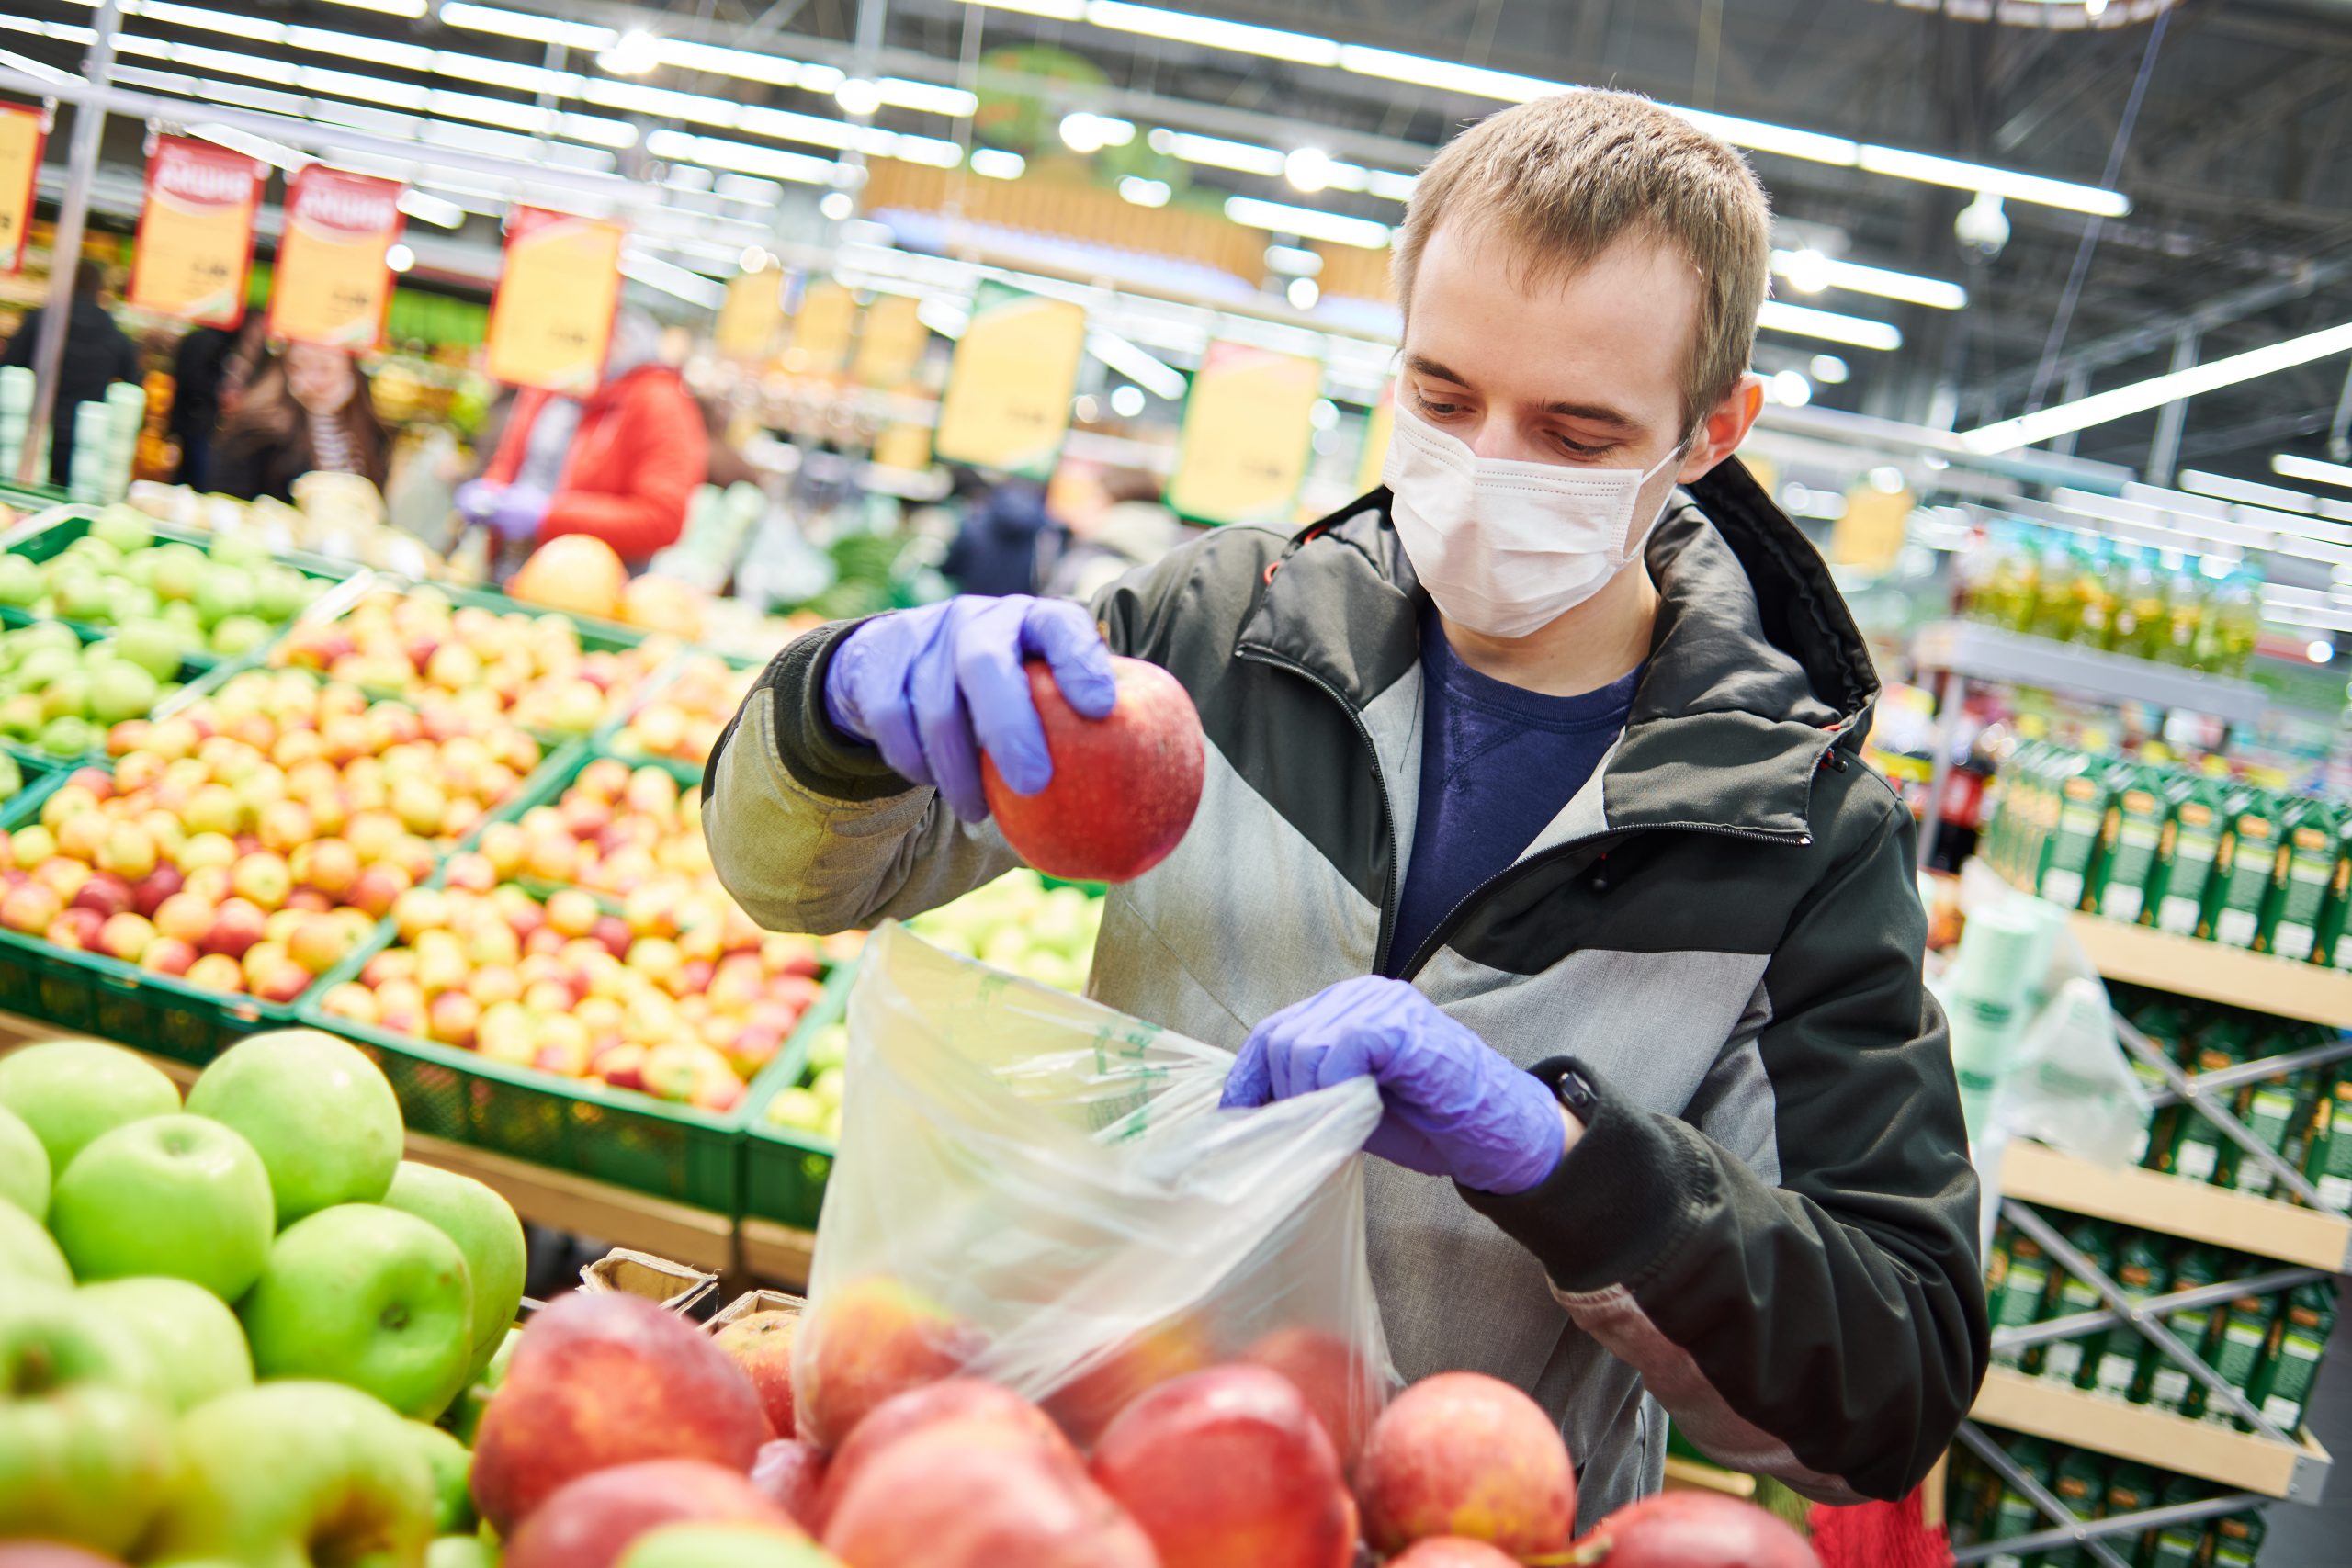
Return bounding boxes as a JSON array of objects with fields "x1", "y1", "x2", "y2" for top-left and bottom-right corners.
[{"x1": 1238, "y1": 457, "x2": 1882, "y2": 840}]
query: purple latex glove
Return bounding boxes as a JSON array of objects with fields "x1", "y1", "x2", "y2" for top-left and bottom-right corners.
[
  {"x1": 455, "y1": 478, "x2": 503, "y2": 526},
  {"x1": 823, "y1": 594, "x2": 1117, "y2": 823},
  {"x1": 487, "y1": 482, "x2": 551, "y2": 543},
  {"x1": 1220, "y1": 976, "x2": 1566, "y2": 1194}
]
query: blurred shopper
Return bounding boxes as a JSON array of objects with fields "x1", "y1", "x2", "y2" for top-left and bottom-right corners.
[
  {"x1": 0, "y1": 259, "x2": 141, "y2": 491},
  {"x1": 1046, "y1": 467, "x2": 1190, "y2": 604},
  {"x1": 212, "y1": 342, "x2": 389, "y2": 502},
  {"x1": 458, "y1": 309, "x2": 708, "y2": 569},
  {"x1": 168, "y1": 313, "x2": 268, "y2": 490},
  {"x1": 941, "y1": 467, "x2": 1062, "y2": 596}
]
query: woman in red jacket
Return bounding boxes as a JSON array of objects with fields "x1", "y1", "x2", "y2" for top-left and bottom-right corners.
[{"x1": 459, "y1": 310, "x2": 710, "y2": 567}]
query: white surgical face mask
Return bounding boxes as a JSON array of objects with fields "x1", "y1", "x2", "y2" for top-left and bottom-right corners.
[{"x1": 1384, "y1": 401, "x2": 1690, "y2": 639}]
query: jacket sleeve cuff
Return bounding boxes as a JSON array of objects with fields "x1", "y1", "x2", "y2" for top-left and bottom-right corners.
[
  {"x1": 1456, "y1": 1057, "x2": 1716, "y2": 1296},
  {"x1": 763, "y1": 618, "x2": 921, "y2": 803}
]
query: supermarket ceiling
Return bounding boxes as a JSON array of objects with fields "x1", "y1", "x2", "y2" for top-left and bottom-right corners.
[{"x1": 10, "y1": 0, "x2": 2352, "y2": 483}]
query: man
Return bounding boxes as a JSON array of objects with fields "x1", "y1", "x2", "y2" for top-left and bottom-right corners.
[
  {"x1": 1, "y1": 259, "x2": 141, "y2": 491},
  {"x1": 705, "y1": 89, "x2": 1985, "y2": 1525}
]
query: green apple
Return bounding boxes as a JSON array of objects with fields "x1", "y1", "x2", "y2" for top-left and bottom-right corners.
[
  {"x1": 447, "y1": 1325, "x2": 520, "y2": 1446},
  {"x1": 382, "y1": 1161, "x2": 526, "y2": 1374},
  {"x1": 0, "y1": 1201, "x2": 69, "y2": 1285},
  {"x1": 0, "y1": 555, "x2": 40, "y2": 607},
  {"x1": 240, "y1": 1204, "x2": 473, "y2": 1420},
  {"x1": 186, "y1": 1030, "x2": 403, "y2": 1226},
  {"x1": 141, "y1": 1380, "x2": 435, "y2": 1568},
  {"x1": 91, "y1": 505, "x2": 153, "y2": 554},
  {"x1": 429, "y1": 1537, "x2": 499, "y2": 1568},
  {"x1": 80, "y1": 1276, "x2": 254, "y2": 1413},
  {"x1": 117, "y1": 618, "x2": 187, "y2": 680},
  {"x1": 36, "y1": 715, "x2": 94, "y2": 757},
  {"x1": 619, "y1": 1522, "x2": 841, "y2": 1568},
  {"x1": 50, "y1": 1114, "x2": 275, "y2": 1301},
  {"x1": 209, "y1": 615, "x2": 273, "y2": 658},
  {"x1": 0, "y1": 1102, "x2": 48, "y2": 1220},
  {"x1": 85, "y1": 660, "x2": 160, "y2": 727},
  {"x1": 405, "y1": 1419, "x2": 475, "y2": 1534},
  {"x1": 0, "y1": 1282, "x2": 172, "y2": 1556},
  {"x1": 194, "y1": 568, "x2": 255, "y2": 628},
  {"x1": 151, "y1": 543, "x2": 207, "y2": 603},
  {"x1": 0, "y1": 1038, "x2": 180, "y2": 1176}
]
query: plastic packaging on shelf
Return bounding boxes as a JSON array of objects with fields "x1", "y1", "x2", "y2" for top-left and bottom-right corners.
[{"x1": 793, "y1": 921, "x2": 1395, "y2": 1456}]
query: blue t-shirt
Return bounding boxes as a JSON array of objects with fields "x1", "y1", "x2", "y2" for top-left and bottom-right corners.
[{"x1": 1388, "y1": 613, "x2": 1643, "y2": 971}]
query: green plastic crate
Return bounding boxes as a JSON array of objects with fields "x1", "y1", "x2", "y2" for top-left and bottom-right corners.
[
  {"x1": 0, "y1": 619, "x2": 246, "y2": 767},
  {"x1": 293, "y1": 879, "x2": 746, "y2": 1214},
  {"x1": 0, "y1": 769, "x2": 283, "y2": 1064},
  {"x1": 739, "y1": 959, "x2": 855, "y2": 1232},
  {"x1": 0, "y1": 507, "x2": 356, "y2": 657}
]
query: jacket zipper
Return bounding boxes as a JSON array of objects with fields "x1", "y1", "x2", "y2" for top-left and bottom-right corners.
[
  {"x1": 1236, "y1": 644, "x2": 1406, "y2": 974},
  {"x1": 1392, "y1": 818, "x2": 1812, "y2": 983}
]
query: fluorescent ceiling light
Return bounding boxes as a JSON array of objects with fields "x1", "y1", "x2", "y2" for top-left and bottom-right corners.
[
  {"x1": 1087, "y1": 327, "x2": 1188, "y2": 400},
  {"x1": 2180, "y1": 468, "x2": 2314, "y2": 513},
  {"x1": 2274, "y1": 453, "x2": 2352, "y2": 491},
  {"x1": 653, "y1": 39, "x2": 804, "y2": 87},
  {"x1": 287, "y1": 26, "x2": 433, "y2": 69},
  {"x1": 877, "y1": 77, "x2": 977, "y2": 116},
  {"x1": 1336, "y1": 43, "x2": 1552, "y2": 101},
  {"x1": 582, "y1": 77, "x2": 740, "y2": 126},
  {"x1": 599, "y1": 28, "x2": 662, "y2": 77},
  {"x1": 435, "y1": 51, "x2": 573, "y2": 96},
  {"x1": 311, "y1": 65, "x2": 428, "y2": 108},
  {"x1": 1225, "y1": 195, "x2": 1388, "y2": 249},
  {"x1": 397, "y1": 188, "x2": 466, "y2": 227},
  {"x1": 319, "y1": 0, "x2": 426, "y2": 17},
  {"x1": 1086, "y1": 0, "x2": 1340, "y2": 65},
  {"x1": 1118, "y1": 175, "x2": 1170, "y2": 207},
  {"x1": 1677, "y1": 107, "x2": 1859, "y2": 165},
  {"x1": 891, "y1": 133, "x2": 964, "y2": 168},
  {"x1": 1149, "y1": 129, "x2": 1283, "y2": 177},
  {"x1": 437, "y1": 3, "x2": 615, "y2": 51},
  {"x1": 188, "y1": 121, "x2": 309, "y2": 171},
  {"x1": 1364, "y1": 168, "x2": 1417, "y2": 202},
  {"x1": 1854, "y1": 145, "x2": 2127, "y2": 218},
  {"x1": 177, "y1": 41, "x2": 295, "y2": 82},
  {"x1": 141, "y1": 1, "x2": 281, "y2": 41},
  {"x1": 0, "y1": 47, "x2": 79, "y2": 86},
  {"x1": 1966, "y1": 318, "x2": 2352, "y2": 454},
  {"x1": 832, "y1": 77, "x2": 883, "y2": 116},
  {"x1": 737, "y1": 104, "x2": 859, "y2": 151},
  {"x1": 969, "y1": 148, "x2": 1024, "y2": 179},
  {"x1": 1768, "y1": 248, "x2": 1966, "y2": 310},
  {"x1": 425, "y1": 85, "x2": 547, "y2": 130},
  {"x1": 967, "y1": 0, "x2": 1083, "y2": 17},
  {"x1": 645, "y1": 128, "x2": 833, "y2": 184},
  {"x1": 1756, "y1": 299, "x2": 1902, "y2": 351},
  {"x1": 621, "y1": 248, "x2": 727, "y2": 308},
  {"x1": 917, "y1": 299, "x2": 970, "y2": 338}
]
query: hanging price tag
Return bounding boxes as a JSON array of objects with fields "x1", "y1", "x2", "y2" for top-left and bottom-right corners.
[
  {"x1": 0, "y1": 105, "x2": 46, "y2": 275},
  {"x1": 1169, "y1": 342, "x2": 1323, "y2": 526},
  {"x1": 853, "y1": 294, "x2": 928, "y2": 388},
  {"x1": 1356, "y1": 380, "x2": 1395, "y2": 495},
  {"x1": 787, "y1": 278, "x2": 856, "y2": 376},
  {"x1": 715, "y1": 268, "x2": 786, "y2": 362},
  {"x1": 129, "y1": 137, "x2": 266, "y2": 327},
  {"x1": 933, "y1": 279, "x2": 1087, "y2": 480},
  {"x1": 269, "y1": 166, "x2": 403, "y2": 351},
  {"x1": 485, "y1": 208, "x2": 624, "y2": 394}
]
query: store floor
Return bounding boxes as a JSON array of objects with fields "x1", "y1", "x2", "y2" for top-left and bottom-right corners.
[{"x1": 2242, "y1": 1301, "x2": 2352, "y2": 1567}]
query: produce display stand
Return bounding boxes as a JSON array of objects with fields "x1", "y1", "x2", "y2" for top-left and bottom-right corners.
[
  {"x1": 1907, "y1": 620, "x2": 2271, "y2": 872},
  {"x1": 1954, "y1": 913, "x2": 2352, "y2": 1563}
]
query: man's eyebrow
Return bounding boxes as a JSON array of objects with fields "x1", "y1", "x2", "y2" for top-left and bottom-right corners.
[
  {"x1": 1404, "y1": 354, "x2": 1468, "y2": 385},
  {"x1": 1405, "y1": 355, "x2": 1643, "y2": 430}
]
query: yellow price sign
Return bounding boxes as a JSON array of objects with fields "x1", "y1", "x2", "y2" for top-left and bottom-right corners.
[
  {"x1": 0, "y1": 106, "x2": 45, "y2": 275},
  {"x1": 933, "y1": 279, "x2": 1087, "y2": 480},
  {"x1": 486, "y1": 208, "x2": 625, "y2": 394},
  {"x1": 1169, "y1": 341, "x2": 1323, "y2": 526},
  {"x1": 787, "y1": 279, "x2": 855, "y2": 376},
  {"x1": 129, "y1": 136, "x2": 265, "y2": 327},
  {"x1": 1356, "y1": 380, "x2": 1395, "y2": 495},
  {"x1": 269, "y1": 166, "x2": 403, "y2": 351},
  {"x1": 1832, "y1": 483, "x2": 1914, "y2": 573},
  {"x1": 716, "y1": 268, "x2": 786, "y2": 363},
  {"x1": 854, "y1": 294, "x2": 928, "y2": 388}
]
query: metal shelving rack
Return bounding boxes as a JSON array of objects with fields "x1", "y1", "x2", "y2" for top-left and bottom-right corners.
[{"x1": 1951, "y1": 918, "x2": 2352, "y2": 1565}]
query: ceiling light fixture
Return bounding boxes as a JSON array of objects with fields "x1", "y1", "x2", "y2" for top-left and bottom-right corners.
[
  {"x1": 1284, "y1": 146, "x2": 1332, "y2": 193},
  {"x1": 1770, "y1": 248, "x2": 1966, "y2": 309},
  {"x1": 2274, "y1": 452, "x2": 2352, "y2": 491},
  {"x1": 1225, "y1": 194, "x2": 1388, "y2": 249},
  {"x1": 833, "y1": 77, "x2": 883, "y2": 116},
  {"x1": 1117, "y1": 175, "x2": 1169, "y2": 207},
  {"x1": 598, "y1": 28, "x2": 662, "y2": 78},
  {"x1": 436, "y1": 4, "x2": 615, "y2": 51},
  {"x1": 969, "y1": 148, "x2": 1025, "y2": 179},
  {"x1": 1966, "y1": 318, "x2": 2352, "y2": 454},
  {"x1": 1755, "y1": 299, "x2": 1902, "y2": 351}
]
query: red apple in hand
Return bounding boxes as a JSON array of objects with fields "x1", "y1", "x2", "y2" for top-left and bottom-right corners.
[{"x1": 979, "y1": 657, "x2": 1203, "y2": 884}]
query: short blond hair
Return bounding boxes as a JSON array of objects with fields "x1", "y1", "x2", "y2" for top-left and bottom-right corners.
[{"x1": 1394, "y1": 90, "x2": 1771, "y2": 431}]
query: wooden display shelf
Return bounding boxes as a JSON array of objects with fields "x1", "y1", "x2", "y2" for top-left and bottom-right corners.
[
  {"x1": 0, "y1": 1014, "x2": 736, "y2": 1274},
  {"x1": 2069, "y1": 914, "x2": 2352, "y2": 1030},
  {"x1": 2000, "y1": 1140, "x2": 2352, "y2": 1272},
  {"x1": 1972, "y1": 1368, "x2": 2331, "y2": 1502},
  {"x1": 738, "y1": 1217, "x2": 817, "y2": 1289}
]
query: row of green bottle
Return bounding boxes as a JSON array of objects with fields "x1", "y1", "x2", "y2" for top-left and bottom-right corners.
[
  {"x1": 1985, "y1": 1214, "x2": 2335, "y2": 1435},
  {"x1": 1948, "y1": 1436, "x2": 2263, "y2": 1567},
  {"x1": 2110, "y1": 986, "x2": 2346, "y2": 1202},
  {"x1": 1985, "y1": 743, "x2": 2350, "y2": 964},
  {"x1": 1959, "y1": 525, "x2": 2264, "y2": 676}
]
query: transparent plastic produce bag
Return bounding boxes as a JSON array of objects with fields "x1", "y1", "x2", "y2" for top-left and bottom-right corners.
[{"x1": 792, "y1": 922, "x2": 1397, "y2": 1462}]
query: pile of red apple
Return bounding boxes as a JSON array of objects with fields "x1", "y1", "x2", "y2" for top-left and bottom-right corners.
[
  {"x1": 0, "y1": 1030, "x2": 526, "y2": 1564},
  {"x1": 314, "y1": 871, "x2": 836, "y2": 1111},
  {"x1": 609, "y1": 651, "x2": 753, "y2": 765},
  {"x1": 273, "y1": 584, "x2": 679, "y2": 739},
  {"x1": 473, "y1": 756, "x2": 717, "y2": 900},
  {"x1": 0, "y1": 669, "x2": 545, "y2": 1001},
  {"x1": 458, "y1": 1272, "x2": 1819, "y2": 1568}
]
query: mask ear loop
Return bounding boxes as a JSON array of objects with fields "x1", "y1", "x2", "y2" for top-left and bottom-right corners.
[{"x1": 1615, "y1": 429, "x2": 1702, "y2": 568}]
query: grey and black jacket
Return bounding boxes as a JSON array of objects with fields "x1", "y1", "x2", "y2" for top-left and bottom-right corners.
[{"x1": 703, "y1": 457, "x2": 1987, "y2": 1526}]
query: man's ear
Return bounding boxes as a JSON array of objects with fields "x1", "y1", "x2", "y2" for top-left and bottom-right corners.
[{"x1": 1676, "y1": 372, "x2": 1767, "y2": 484}]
